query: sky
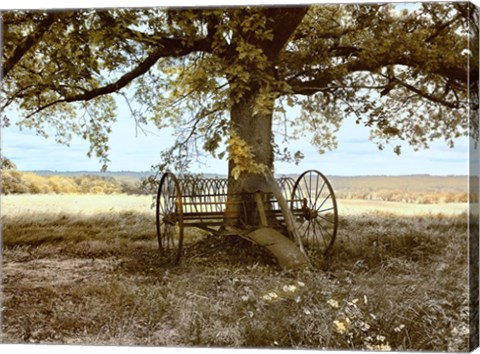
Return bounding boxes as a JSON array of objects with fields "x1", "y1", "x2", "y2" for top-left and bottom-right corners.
[
  {"x1": 0, "y1": 0, "x2": 474, "y2": 176},
  {"x1": 2, "y1": 103, "x2": 470, "y2": 176}
]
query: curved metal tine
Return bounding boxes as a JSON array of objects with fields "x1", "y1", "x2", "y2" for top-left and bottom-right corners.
[
  {"x1": 296, "y1": 177, "x2": 307, "y2": 210},
  {"x1": 202, "y1": 179, "x2": 209, "y2": 214},
  {"x1": 184, "y1": 177, "x2": 191, "y2": 213},
  {"x1": 209, "y1": 179, "x2": 217, "y2": 213},
  {"x1": 287, "y1": 177, "x2": 296, "y2": 202},
  {"x1": 213, "y1": 179, "x2": 223, "y2": 212},
  {"x1": 189, "y1": 177, "x2": 197, "y2": 214},
  {"x1": 202, "y1": 179, "x2": 211, "y2": 213},
  {"x1": 220, "y1": 179, "x2": 228, "y2": 207},
  {"x1": 284, "y1": 177, "x2": 296, "y2": 201},
  {"x1": 207, "y1": 179, "x2": 215, "y2": 213},
  {"x1": 178, "y1": 177, "x2": 186, "y2": 213},
  {"x1": 194, "y1": 178, "x2": 204, "y2": 214},
  {"x1": 213, "y1": 179, "x2": 220, "y2": 212},
  {"x1": 178, "y1": 177, "x2": 188, "y2": 214},
  {"x1": 277, "y1": 177, "x2": 287, "y2": 197},
  {"x1": 205, "y1": 179, "x2": 213, "y2": 214},
  {"x1": 273, "y1": 177, "x2": 288, "y2": 209},
  {"x1": 211, "y1": 179, "x2": 218, "y2": 213},
  {"x1": 271, "y1": 178, "x2": 281, "y2": 210},
  {"x1": 222, "y1": 178, "x2": 228, "y2": 211}
]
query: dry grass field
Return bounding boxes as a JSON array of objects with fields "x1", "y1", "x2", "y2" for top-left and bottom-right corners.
[{"x1": 1, "y1": 194, "x2": 470, "y2": 351}]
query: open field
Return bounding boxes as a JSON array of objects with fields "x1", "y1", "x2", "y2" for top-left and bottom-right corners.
[
  {"x1": 1, "y1": 193, "x2": 468, "y2": 217},
  {"x1": 1, "y1": 194, "x2": 470, "y2": 350}
]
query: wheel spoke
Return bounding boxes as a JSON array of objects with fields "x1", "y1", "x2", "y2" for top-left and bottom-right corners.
[
  {"x1": 313, "y1": 182, "x2": 326, "y2": 209},
  {"x1": 318, "y1": 206, "x2": 335, "y2": 213},
  {"x1": 318, "y1": 213, "x2": 335, "y2": 224},
  {"x1": 315, "y1": 219, "x2": 330, "y2": 251},
  {"x1": 316, "y1": 193, "x2": 331, "y2": 212}
]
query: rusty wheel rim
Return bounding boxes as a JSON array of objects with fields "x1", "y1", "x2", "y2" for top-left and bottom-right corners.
[
  {"x1": 292, "y1": 170, "x2": 338, "y2": 255},
  {"x1": 156, "y1": 172, "x2": 184, "y2": 263}
]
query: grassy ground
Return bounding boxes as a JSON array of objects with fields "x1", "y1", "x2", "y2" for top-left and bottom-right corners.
[{"x1": 1, "y1": 195, "x2": 470, "y2": 351}]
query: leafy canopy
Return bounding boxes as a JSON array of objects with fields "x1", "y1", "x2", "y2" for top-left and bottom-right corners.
[{"x1": 1, "y1": 3, "x2": 477, "y2": 171}]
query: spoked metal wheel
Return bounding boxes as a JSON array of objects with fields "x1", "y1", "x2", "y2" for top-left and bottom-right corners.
[
  {"x1": 291, "y1": 170, "x2": 338, "y2": 255},
  {"x1": 156, "y1": 172, "x2": 184, "y2": 263}
]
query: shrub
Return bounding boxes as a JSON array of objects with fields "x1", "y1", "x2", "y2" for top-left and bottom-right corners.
[{"x1": 1, "y1": 169, "x2": 29, "y2": 194}]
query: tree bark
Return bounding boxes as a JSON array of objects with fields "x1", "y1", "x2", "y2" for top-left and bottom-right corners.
[
  {"x1": 225, "y1": 84, "x2": 275, "y2": 227},
  {"x1": 224, "y1": 82, "x2": 309, "y2": 269}
]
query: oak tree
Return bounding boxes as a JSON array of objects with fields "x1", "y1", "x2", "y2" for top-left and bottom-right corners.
[{"x1": 1, "y1": 3, "x2": 478, "y2": 264}]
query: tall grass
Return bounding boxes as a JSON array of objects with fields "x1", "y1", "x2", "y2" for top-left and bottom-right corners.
[{"x1": 1, "y1": 208, "x2": 469, "y2": 351}]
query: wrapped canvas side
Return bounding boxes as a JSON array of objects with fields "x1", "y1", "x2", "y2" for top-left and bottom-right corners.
[{"x1": 469, "y1": 1, "x2": 480, "y2": 351}]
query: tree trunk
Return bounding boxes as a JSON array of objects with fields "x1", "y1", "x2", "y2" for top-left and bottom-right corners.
[
  {"x1": 224, "y1": 84, "x2": 309, "y2": 269},
  {"x1": 226, "y1": 84, "x2": 275, "y2": 227}
]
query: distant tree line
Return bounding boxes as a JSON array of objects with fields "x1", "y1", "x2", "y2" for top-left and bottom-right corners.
[
  {"x1": 0, "y1": 157, "x2": 468, "y2": 203},
  {"x1": 1, "y1": 164, "x2": 147, "y2": 195}
]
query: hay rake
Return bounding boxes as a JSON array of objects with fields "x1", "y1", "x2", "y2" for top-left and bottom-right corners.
[{"x1": 156, "y1": 170, "x2": 338, "y2": 262}]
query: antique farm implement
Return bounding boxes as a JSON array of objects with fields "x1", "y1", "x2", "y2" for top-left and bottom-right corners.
[{"x1": 156, "y1": 170, "x2": 338, "y2": 263}]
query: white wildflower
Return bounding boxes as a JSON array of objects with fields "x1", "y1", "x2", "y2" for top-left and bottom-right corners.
[
  {"x1": 358, "y1": 320, "x2": 371, "y2": 331},
  {"x1": 262, "y1": 292, "x2": 278, "y2": 301},
  {"x1": 394, "y1": 324, "x2": 405, "y2": 333},
  {"x1": 333, "y1": 320, "x2": 348, "y2": 334},
  {"x1": 283, "y1": 285, "x2": 297, "y2": 292},
  {"x1": 376, "y1": 335, "x2": 386, "y2": 342},
  {"x1": 327, "y1": 299, "x2": 340, "y2": 309}
]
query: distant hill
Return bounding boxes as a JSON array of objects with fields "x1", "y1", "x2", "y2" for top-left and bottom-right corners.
[
  {"x1": 29, "y1": 170, "x2": 154, "y2": 179},
  {"x1": 28, "y1": 170, "x2": 230, "y2": 179}
]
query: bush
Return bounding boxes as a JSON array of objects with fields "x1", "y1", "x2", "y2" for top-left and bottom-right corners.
[
  {"x1": 1, "y1": 170, "x2": 143, "y2": 195},
  {"x1": 1, "y1": 169, "x2": 29, "y2": 194}
]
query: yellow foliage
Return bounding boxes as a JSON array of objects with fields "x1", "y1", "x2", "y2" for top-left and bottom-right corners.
[
  {"x1": 1, "y1": 170, "x2": 132, "y2": 195},
  {"x1": 227, "y1": 132, "x2": 268, "y2": 180}
]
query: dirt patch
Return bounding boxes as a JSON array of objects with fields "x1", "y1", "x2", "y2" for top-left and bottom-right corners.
[{"x1": 2, "y1": 257, "x2": 121, "y2": 288}]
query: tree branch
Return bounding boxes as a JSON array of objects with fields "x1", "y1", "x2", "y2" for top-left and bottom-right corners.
[
  {"x1": 3, "y1": 12, "x2": 59, "y2": 78},
  {"x1": 24, "y1": 37, "x2": 211, "y2": 118},
  {"x1": 262, "y1": 6, "x2": 310, "y2": 59},
  {"x1": 392, "y1": 78, "x2": 460, "y2": 109},
  {"x1": 288, "y1": 53, "x2": 473, "y2": 98}
]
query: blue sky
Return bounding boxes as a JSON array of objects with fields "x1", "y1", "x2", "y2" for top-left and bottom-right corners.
[
  {"x1": 0, "y1": 1, "x2": 473, "y2": 176},
  {"x1": 2, "y1": 104, "x2": 470, "y2": 176}
]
